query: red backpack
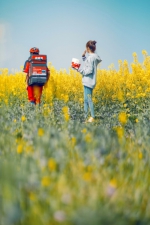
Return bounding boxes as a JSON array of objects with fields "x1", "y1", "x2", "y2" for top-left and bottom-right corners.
[{"x1": 28, "y1": 55, "x2": 48, "y2": 86}]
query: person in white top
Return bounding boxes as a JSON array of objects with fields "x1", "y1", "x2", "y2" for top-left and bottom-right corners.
[{"x1": 78, "y1": 40, "x2": 102, "y2": 122}]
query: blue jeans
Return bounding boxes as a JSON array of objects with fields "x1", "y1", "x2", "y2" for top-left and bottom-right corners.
[{"x1": 84, "y1": 86, "x2": 94, "y2": 118}]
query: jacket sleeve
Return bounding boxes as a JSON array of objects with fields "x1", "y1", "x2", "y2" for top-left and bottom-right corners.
[
  {"x1": 82, "y1": 56, "x2": 86, "y2": 61},
  {"x1": 78, "y1": 57, "x2": 94, "y2": 76},
  {"x1": 23, "y1": 60, "x2": 30, "y2": 73},
  {"x1": 96, "y1": 56, "x2": 102, "y2": 64}
]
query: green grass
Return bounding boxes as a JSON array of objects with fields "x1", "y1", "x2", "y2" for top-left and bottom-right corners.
[{"x1": 0, "y1": 98, "x2": 150, "y2": 225}]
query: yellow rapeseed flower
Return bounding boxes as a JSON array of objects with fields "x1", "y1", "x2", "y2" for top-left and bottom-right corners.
[
  {"x1": 81, "y1": 128, "x2": 87, "y2": 133},
  {"x1": 17, "y1": 144, "x2": 23, "y2": 154},
  {"x1": 25, "y1": 145, "x2": 34, "y2": 153},
  {"x1": 38, "y1": 128, "x2": 44, "y2": 137},
  {"x1": 64, "y1": 113, "x2": 70, "y2": 121},
  {"x1": 21, "y1": 115, "x2": 26, "y2": 122},
  {"x1": 48, "y1": 158, "x2": 57, "y2": 171},
  {"x1": 4, "y1": 99, "x2": 8, "y2": 105},
  {"x1": 138, "y1": 152, "x2": 143, "y2": 159},
  {"x1": 115, "y1": 126, "x2": 124, "y2": 139},
  {"x1": 117, "y1": 91, "x2": 124, "y2": 102},
  {"x1": 62, "y1": 106, "x2": 70, "y2": 121},
  {"x1": 83, "y1": 172, "x2": 92, "y2": 181},
  {"x1": 142, "y1": 50, "x2": 147, "y2": 55},
  {"x1": 71, "y1": 137, "x2": 76, "y2": 147},
  {"x1": 118, "y1": 112, "x2": 127, "y2": 125},
  {"x1": 62, "y1": 106, "x2": 68, "y2": 114},
  {"x1": 110, "y1": 178, "x2": 117, "y2": 188},
  {"x1": 41, "y1": 176, "x2": 51, "y2": 187},
  {"x1": 64, "y1": 95, "x2": 69, "y2": 103},
  {"x1": 84, "y1": 133, "x2": 92, "y2": 143},
  {"x1": 132, "y1": 52, "x2": 137, "y2": 57}
]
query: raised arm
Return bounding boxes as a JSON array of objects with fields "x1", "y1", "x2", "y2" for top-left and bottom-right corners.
[{"x1": 82, "y1": 50, "x2": 87, "y2": 61}]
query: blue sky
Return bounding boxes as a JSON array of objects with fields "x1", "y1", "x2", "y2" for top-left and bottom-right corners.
[{"x1": 0, "y1": 0, "x2": 150, "y2": 71}]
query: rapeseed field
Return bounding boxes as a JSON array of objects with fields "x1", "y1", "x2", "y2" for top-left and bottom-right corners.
[{"x1": 0, "y1": 51, "x2": 150, "y2": 225}]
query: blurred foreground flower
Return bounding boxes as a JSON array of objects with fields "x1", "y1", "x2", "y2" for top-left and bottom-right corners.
[
  {"x1": 115, "y1": 126, "x2": 124, "y2": 139},
  {"x1": 81, "y1": 128, "x2": 87, "y2": 133},
  {"x1": 48, "y1": 158, "x2": 57, "y2": 171},
  {"x1": 84, "y1": 133, "x2": 92, "y2": 143},
  {"x1": 110, "y1": 178, "x2": 117, "y2": 188},
  {"x1": 62, "y1": 106, "x2": 70, "y2": 121},
  {"x1": 118, "y1": 112, "x2": 127, "y2": 125},
  {"x1": 21, "y1": 115, "x2": 26, "y2": 122},
  {"x1": 83, "y1": 172, "x2": 92, "y2": 181},
  {"x1": 41, "y1": 176, "x2": 51, "y2": 187},
  {"x1": 135, "y1": 118, "x2": 139, "y2": 123},
  {"x1": 17, "y1": 144, "x2": 23, "y2": 154},
  {"x1": 38, "y1": 128, "x2": 44, "y2": 137},
  {"x1": 138, "y1": 152, "x2": 143, "y2": 159},
  {"x1": 71, "y1": 137, "x2": 76, "y2": 147}
]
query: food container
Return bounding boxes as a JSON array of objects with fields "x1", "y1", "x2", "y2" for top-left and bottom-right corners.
[{"x1": 71, "y1": 58, "x2": 81, "y2": 70}]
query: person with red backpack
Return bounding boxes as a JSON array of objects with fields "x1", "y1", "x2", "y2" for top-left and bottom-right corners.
[{"x1": 23, "y1": 47, "x2": 50, "y2": 105}]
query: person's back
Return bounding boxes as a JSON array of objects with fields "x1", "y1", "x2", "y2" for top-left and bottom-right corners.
[
  {"x1": 81, "y1": 52, "x2": 102, "y2": 89},
  {"x1": 78, "y1": 40, "x2": 102, "y2": 122},
  {"x1": 23, "y1": 47, "x2": 50, "y2": 106}
]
